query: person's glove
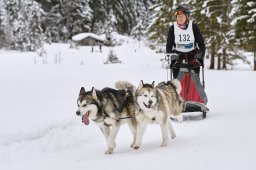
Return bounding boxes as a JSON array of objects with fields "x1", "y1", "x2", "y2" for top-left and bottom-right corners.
[
  {"x1": 194, "y1": 51, "x2": 202, "y2": 59},
  {"x1": 199, "y1": 59, "x2": 204, "y2": 66},
  {"x1": 170, "y1": 60, "x2": 177, "y2": 68}
]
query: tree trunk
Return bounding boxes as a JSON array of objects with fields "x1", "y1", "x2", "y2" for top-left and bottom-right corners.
[
  {"x1": 217, "y1": 54, "x2": 221, "y2": 70},
  {"x1": 254, "y1": 51, "x2": 256, "y2": 71},
  {"x1": 223, "y1": 48, "x2": 227, "y2": 70},
  {"x1": 18, "y1": 0, "x2": 21, "y2": 9},
  {"x1": 209, "y1": 42, "x2": 215, "y2": 69},
  {"x1": 217, "y1": 40, "x2": 221, "y2": 70},
  {"x1": 254, "y1": 43, "x2": 256, "y2": 71}
]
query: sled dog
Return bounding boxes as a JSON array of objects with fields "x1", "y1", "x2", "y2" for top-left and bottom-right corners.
[
  {"x1": 76, "y1": 87, "x2": 136, "y2": 154},
  {"x1": 115, "y1": 80, "x2": 183, "y2": 149}
]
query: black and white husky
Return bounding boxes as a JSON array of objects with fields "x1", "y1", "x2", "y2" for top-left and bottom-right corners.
[
  {"x1": 76, "y1": 87, "x2": 136, "y2": 154},
  {"x1": 115, "y1": 80, "x2": 183, "y2": 150}
]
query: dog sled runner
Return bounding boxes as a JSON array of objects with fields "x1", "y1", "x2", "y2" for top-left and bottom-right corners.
[{"x1": 165, "y1": 52, "x2": 209, "y2": 118}]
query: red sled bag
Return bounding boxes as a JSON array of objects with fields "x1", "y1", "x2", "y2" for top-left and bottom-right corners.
[{"x1": 177, "y1": 69, "x2": 208, "y2": 105}]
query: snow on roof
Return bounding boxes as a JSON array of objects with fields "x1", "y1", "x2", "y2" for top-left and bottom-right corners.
[
  {"x1": 100, "y1": 32, "x2": 130, "y2": 43},
  {"x1": 72, "y1": 33, "x2": 105, "y2": 42}
]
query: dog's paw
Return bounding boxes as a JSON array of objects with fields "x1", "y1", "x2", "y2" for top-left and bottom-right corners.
[
  {"x1": 105, "y1": 150, "x2": 113, "y2": 155},
  {"x1": 161, "y1": 143, "x2": 167, "y2": 147},
  {"x1": 132, "y1": 145, "x2": 140, "y2": 150},
  {"x1": 171, "y1": 134, "x2": 176, "y2": 139},
  {"x1": 161, "y1": 139, "x2": 168, "y2": 147},
  {"x1": 130, "y1": 142, "x2": 136, "y2": 148}
]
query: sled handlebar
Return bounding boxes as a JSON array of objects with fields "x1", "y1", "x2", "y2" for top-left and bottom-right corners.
[
  {"x1": 165, "y1": 53, "x2": 179, "y2": 62},
  {"x1": 172, "y1": 63, "x2": 201, "y2": 69}
]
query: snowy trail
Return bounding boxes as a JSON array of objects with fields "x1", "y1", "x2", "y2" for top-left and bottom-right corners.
[{"x1": 0, "y1": 42, "x2": 256, "y2": 170}]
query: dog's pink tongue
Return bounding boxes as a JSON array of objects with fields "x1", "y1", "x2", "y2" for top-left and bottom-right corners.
[{"x1": 82, "y1": 116, "x2": 90, "y2": 125}]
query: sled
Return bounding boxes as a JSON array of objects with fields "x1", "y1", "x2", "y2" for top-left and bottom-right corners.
[{"x1": 165, "y1": 52, "x2": 209, "y2": 118}]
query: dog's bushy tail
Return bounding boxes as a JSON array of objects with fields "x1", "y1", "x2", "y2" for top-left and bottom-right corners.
[
  {"x1": 115, "y1": 80, "x2": 136, "y2": 93},
  {"x1": 170, "y1": 79, "x2": 182, "y2": 94}
]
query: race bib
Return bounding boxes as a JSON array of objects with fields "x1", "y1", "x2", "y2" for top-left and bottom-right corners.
[{"x1": 174, "y1": 21, "x2": 195, "y2": 52}]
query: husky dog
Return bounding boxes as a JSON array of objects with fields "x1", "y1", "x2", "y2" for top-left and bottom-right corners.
[
  {"x1": 76, "y1": 87, "x2": 136, "y2": 154},
  {"x1": 115, "y1": 80, "x2": 183, "y2": 149}
]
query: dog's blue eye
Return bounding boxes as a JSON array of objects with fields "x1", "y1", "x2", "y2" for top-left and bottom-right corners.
[{"x1": 83, "y1": 104, "x2": 87, "y2": 107}]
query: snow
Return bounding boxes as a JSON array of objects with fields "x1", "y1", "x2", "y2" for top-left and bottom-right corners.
[
  {"x1": 0, "y1": 37, "x2": 256, "y2": 170},
  {"x1": 72, "y1": 32, "x2": 105, "y2": 42}
]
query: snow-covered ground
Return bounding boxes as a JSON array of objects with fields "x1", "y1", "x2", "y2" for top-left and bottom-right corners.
[{"x1": 0, "y1": 37, "x2": 255, "y2": 170}]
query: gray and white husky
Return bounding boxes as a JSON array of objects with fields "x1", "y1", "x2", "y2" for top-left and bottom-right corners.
[
  {"x1": 115, "y1": 80, "x2": 183, "y2": 149},
  {"x1": 76, "y1": 87, "x2": 136, "y2": 154}
]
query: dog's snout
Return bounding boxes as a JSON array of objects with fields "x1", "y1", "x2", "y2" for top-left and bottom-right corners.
[
  {"x1": 76, "y1": 111, "x2": 81, "y2": 116},
  {"x1": 148, "y1": 100, "x2": 153, "y2": 105}
]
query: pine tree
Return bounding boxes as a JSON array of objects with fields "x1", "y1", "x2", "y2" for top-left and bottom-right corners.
[
  {"x1": 217, "y1": 0, "x2": 234, "y2": 70},
  {"x1": 23, "y1": 0, "x2": 44, "y2": 51},
  {"x1": 42, "y1": 1, "x2": 62, "y2": 42},
  {"x1": 3, "y1": 0, "x2": 44, "y2": 51},
  {"x1": 0, "y1": 7, "x2": 5, "y2": 48},
  {"x1": 59, "y1": 0, "x2": 92, "y2": 41},
  {"x1": 189, "y1": 0, "x2": 211, "y2": 61},
  {"x1": 89, "y1": 0, "x2": 105, "y2": 33},
  {"x1": 147, "y1": 0, "x2": 175, "y2": 49},
  {"x1": 3, "y1": 0, "x2": 27, "y2": 50},
  {"x1": 107, "y1": 0, "x2": 136, "y2": 34},
  {"x1": 34, "y1": 0, "x2": 158, "y2": 41},
  {"x1": 205, "y1": 0, "x2": 234, "y2": 70},
  {"x1": 234, "y1": 0, "x2": 256, "y2": 70},
  {"x1": 192, "y1": 0, "x2": 236, "y2": 70},
  {"x1": 131, "y1": 0, "x2": 155, "y2": 39}
]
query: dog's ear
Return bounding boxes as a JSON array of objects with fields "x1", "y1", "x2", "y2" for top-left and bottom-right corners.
[
  {"x1": 79, "y1": 87, "x2": 86, "y2": 96},
  {"x1": 92, "y1": 87, "x2": 98, "y2": 100},
  {"x1": 151, "y1": 81, "x2": 155, "y2": 88},
  {"x1": 138, "y1": 80, "x2": 144, "y2": 89}
]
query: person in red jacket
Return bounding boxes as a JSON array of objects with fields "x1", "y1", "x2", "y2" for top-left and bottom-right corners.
[{"x1": 166, "y1": 5, "x2": 205, "y2": 78}]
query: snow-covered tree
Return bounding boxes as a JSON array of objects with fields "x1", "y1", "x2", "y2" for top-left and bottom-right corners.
[
  {"x1": 131, "y1": 0, "x2": 155, "y2": 40},
  {"x1": 42, "y1": 3, "x2": 62, "y2": 43},
  {"x1": 111, "y1": 0, "x2": 136, "y2": 34},
  {"x1": 203, "y1": 0, "x2": 234, "y2": 70},
  {"x1": 189, "y1": 0, "x2": 210, "y2": 58},
  {"x1": 132, "y1": 21, "x2": 143, "y2": 41},
  {"x1": 234, "y1": 0, "x2": 256, "y2": 70},
  {"x1": 35, "y1": 0, "x2": 157, "y2": 39},
  {"x1": 2, "y1": 0, "x2": 44, "y2": 51},
  {"x1": 4, "y1": 0, "x2": 32, "y2": 51},
  {"x1": 59, "y1": 0, "x2": 92, "y2": 41},
  {"x1": 147, "y1": 0, "x2": 175, "y2": 48},
  {"x1": 89, "y1": 0, "x2": 105, "y2": 33},
  {"x1": 189, "y1": 0, "x2": 235, "y2": 70},
  {"x1": 23, "y1": 0, "x2": 44, "y2": 51},
  {"x1": 3, "y1": 0, "x2": 23, "y2": 50},
  {"x1": 216, "y1": 0, "x2": 235, "y2": 70},
  {"x1": 90, "y1": 0, "x2": 156, "y2": 35},
  {"x1": 200, "y1": 0, "x2": 222, "y2": 69},
  {"x1": 0, "y1": 7, "x2": 5, "y2": 48}
]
